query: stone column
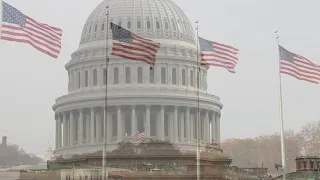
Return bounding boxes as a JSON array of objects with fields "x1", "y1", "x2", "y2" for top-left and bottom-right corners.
[
  {"x1": 185, "y1": 107, "x2": 190, "y2": 142},
  {"x1": 107, "y1": 111, "x2": 113, "y2": 143},
  {"x1": 216, "y1": 113, "x2": 221, "y2": 144},
  {"x1": 55, "y1": 116, "x2": 59, "y2": 149},
  {"x1": 90, "y1": 108, "x2": 95, "y2": 143},
  {"x1": 173, "y1": 106, "x2": 178, "y2": 142},
  {"x1": 117, "y1": 106, "x2": 122, "y2": 142},
  {"x1": 180, "y1": 112, "x2": 185, "y2": 142},
  {"x1": 69, "y1": 111, "x2": 74, "y2": 146},
  {"x1": 205, "y1": 110, "x2": 209, "y2": 143},
  {"x1": 86, "y1": 114, "x2": 90, "y2": 143},
  {"x1": 211, "y1": 112, "x2": 215, "y2": 143},
  {"x1": 169, "y1": 112, "x2": 174, "y2": 142},
  {"x1": 63, "y1": 113, "x2": 67, "y2": 147},
  {"x1": 159, "y1": 105, "x2": 165, "y2": 141},
  {"x1": 145, "y1": 105, "x2": 151, "y2": 137},
  {"x1": 78, "y1": 109, "x2": 84, "y2": 144},
  {"x1": 131, "y1": 106, "x2": 137, "y2": 136},
  {"x1": 190, "y1": 114, "x2": 194, "y2": 142},
  {"x1": 96, "y1": 111, "x2": 101, "y2": 143}
]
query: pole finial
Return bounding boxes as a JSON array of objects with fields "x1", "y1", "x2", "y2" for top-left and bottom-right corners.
[
  {"x1": 106, "y1": 5, "x2": 109, "y2": 15},
  {"x1": 275, "y1": 30, "x2": 279, "y2": 40}
]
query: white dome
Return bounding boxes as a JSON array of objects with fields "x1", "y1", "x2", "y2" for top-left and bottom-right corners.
[{"x1": 79, "y1": 0, "x2": 195, "y2": 46}]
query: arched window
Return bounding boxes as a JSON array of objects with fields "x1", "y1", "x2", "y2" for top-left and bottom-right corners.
[
  {"x1": 94, "y1": 24, "x2": 98, "y2": 32},
  {"x1": 190, "y1": 70, "x2": 194, "y2": 87},
  {"x1": 164, "y1": 21, "x2": 169, "y2": 30},
  {"x1": 93, "y1": 69, "x2": 97, "y2": 86},
  {"x1": 156, "y1": 21, "x2": 160, "y2": 30},
  {"x1": 172, "y1": 21, "x2": 177, "y2": 31},
  {"x1": 150, "y1": 68, "x2": 155, "y2": 83},
  {"x1": 161, "y1": 67, "x2": 166, "y2": 84},
  {"x1": 137, "y1": 20, "x2": 142, "y2": 29},
  {"x1": 85, "y1": 70, "x2": 89, "y2": 87},
  {"x1": 172, "y1": 68, "x2": 176, "y2": 85},
  {"x1": 114, "y1": 67, "x2": 119, "y2": 84},
  {"x1": 127, "y1": 20, "x2": 132, "y2": 29},
  {"x1": 103, "y1": 68, "x2": 107, "y2": 85},
  {"x1": 125, "y1": 67, "x2": 131, "y2": 84},
  {"x1": 101, "y1": 23, "x2": 105, "y2": 31},
  {"x1": 137, "y1": 67, "x2": 143, "y2": 83},
  {"x1": 146, "y1": 20, "x2": 151, "y2": 29},
  {"x1": 78, "y1": 72, "x2": 81, "y2": 89},
  {"x1": 182, "y1": 69, "x2": 186, "y2": 86}
]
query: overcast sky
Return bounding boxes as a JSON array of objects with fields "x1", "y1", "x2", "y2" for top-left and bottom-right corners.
[{"x1": 0, "y1": 0, "x2": 320, "y2": 154}]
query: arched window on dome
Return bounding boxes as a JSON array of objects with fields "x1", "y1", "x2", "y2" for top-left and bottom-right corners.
[
  {"x1": 114, "y1": 67, "x2": 119, "y2": 84},
  {"x1": 94, "y1": 24, "x2": 98, "y2": 32},
  {"x1": 156, "y1": 21, "x2": 161, "y2": 30},
  {"x1": 103, "y1": 68, "x2": 107, "y2": 85},
  {"x1": 137, "y1": 20, "x2": 142, "y2": 29},
  {"x1": 150, "y1": 68, "x2": 155, "y2": 84},
  {"x1": 172, "y1": 20, "x2": 177, "y2": 31},
  {"x1": 93, "y1": 69, "x2": 97, "y2": 86},
  {"x1": 125, "y1": 67, "x2": 131, "y2": 84},
  {"x1": 78, "y1": 71, "x2": 81, "y2": 89},
  {"x1": 190, "y1": 70, "x2": 194, "y2": 87},
  {"x1": 172, "y1": 68, "x2": 177, "y2": 85},
  {"x1": 101, "y1": 23, "x2": 105, "y2": 31},
  {"x1": 137, "y1": 67, "x2": 143, "y2": 84},
  {"x1": 127, "y1": 20, "x2": 132, "y2": 29},
  {"x1": 164, "y1": 21, "x2": 169, "y2": 31},
  {"x1": 85, "y1": 70, "x2": 89, "y2": 87},
  {"x1": 182, "y1": 69, "x2": 186, "y2": 86},
  {"x1": 161, "y1": 67, "x2": 166, "y2": 84},
  {"x1": 146, "y1": 20, "x2": 151, "y2": 29}
]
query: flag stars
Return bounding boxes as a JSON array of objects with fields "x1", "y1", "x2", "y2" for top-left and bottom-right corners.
[{"x1": 2, "y1": 1, "x2": 27, "y2": 27}]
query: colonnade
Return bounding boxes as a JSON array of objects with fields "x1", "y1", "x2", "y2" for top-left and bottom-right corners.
[{"x1": 55, "y1": 105, "x2": 220, "y2": 150}]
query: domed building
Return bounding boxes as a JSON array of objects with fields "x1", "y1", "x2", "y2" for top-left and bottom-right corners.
[{"x1": 53, "y1": 0, "x2": 222, "y2": 156}]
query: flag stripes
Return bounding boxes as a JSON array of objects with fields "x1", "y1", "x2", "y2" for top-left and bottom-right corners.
[{"x1": 131, "y1": 131, "x2": 145, "y2": 143}]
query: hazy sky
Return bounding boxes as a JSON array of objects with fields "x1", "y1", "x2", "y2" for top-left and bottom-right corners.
[{"x1": 0, "y1": 0, "x2": 320, "y2": 154}]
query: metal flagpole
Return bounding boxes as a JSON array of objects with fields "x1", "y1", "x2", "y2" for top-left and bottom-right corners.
[
  {"x1": 195, "y1": 20, "x2": 201, "y2": 180},
  {"x1": 102, "y1": 5, "x2": 110, "y2": 180},
  {"x1": 0, "y1": 0, "x2": 3, "y2": 38},
  {"x1": 275, "y1": 31, "x2": 286, "y2": 180}
]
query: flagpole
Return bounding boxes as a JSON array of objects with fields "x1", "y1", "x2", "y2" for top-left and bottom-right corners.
[
  {"x1": 195, "y1": 20, "x2": 201, "y2": 180},
  {"x1": 102, "y1": 5, "x2": 110, "y2": 180},
  {"x1": 0, "y1": 0, "x2": 3, "y2": 38},
  {"x1": 275, "y1": 31, "x2": 286, "y2": 180}
]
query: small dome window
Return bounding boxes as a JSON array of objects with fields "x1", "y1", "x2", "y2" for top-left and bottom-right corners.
[
  {"x1": 94, "y1": 24, "x2": 98, "y2": 32},
  {"x1": 137, "y1": 20, "x2": 142, "y2": 29},
  {"x1": 127, "y1": 20, "x2": 132, "y2": 29},
  {"x1": 146, "y1": 20, "x2": 151, "y2": 29},
  {"x1": 156, "y1": 21, "x2": 160, "y2": 30},
  {"x1": 164, "y1": 21, "x2": 169, "y2": 30},
  {"x1": 172, "y1": 21, "x2": 177, "y2": 31},
  {"x1": 101, "y1": 23, "x2": 105, "y2": 31}
]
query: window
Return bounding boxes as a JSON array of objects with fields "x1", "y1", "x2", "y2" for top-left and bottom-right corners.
[
  {"x1": 93, "y1": 69, "x2": 97, "y2": 86},
  {"x1": 182, "y1": 69, "x2": 186, "y2": 85},
  {"x1": 125, "y1": 67, "x2": 131, "y2": 84},
  {"x1": 156, "y1": 21, "x2": 160, "y2": 30},
  {"x1": 89, "y1": 24, "x2": 92, "y2": 33},
  {"x1": 137, "y1": 67, "x2": 143, "y2": 83},
  {"x1": 101, "y1": 23, "x2": 105, "y2": 31},
  {"x1": 190, "y1": 70, "x2": 194, "y2": 87},
  {"x1": 164, "y1": 21, "x2": 169, "y2": 30},
  {"x1": 303, "y1": 161, "x2": 307, "y2": 169},
  {"x1": 147, "y1": 20, "x2": 151, "y2": 29},
  {"x1": 114, "y1": 67, "x2": 119, "y2": 84},
  {"x1": 137, "y1": 20, "x2": 142, "y2": 29},
  {"x1": 94, "y1": 24, "x2": 98, "y2": 32},
  {"x1": 172, "y1": 21, "x2": 177, "y2": 31},
  {"x1": 172, "y1": 68, "x2": 176, "y2": 85},
  {"x1": 103, "y1": 68, "x2": 107, "y2": 85},
  {"x1": 310, "y1": 161, "x2": 314, "y2": 169},
  {"x1": 78, "y1": 72, "x2": 81, "y2": 89},
  {"x1": 150, "y1": 69, "x2": 155, "y2": 83},
  {"x1": 297, "y1": 162, "x2": 301, "y2": 170},
  {"x1": 127, "y1": 20, "x2": 132, "y2": 29},
  {"x1": 161, "y1": 67, "x2": 166, "y2": 84},
  {"x1": 85, "y1": 70, "x2": 89, "y2": 87}
]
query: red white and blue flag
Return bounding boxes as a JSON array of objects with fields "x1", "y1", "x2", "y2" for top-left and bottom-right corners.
[
  {"x1": 199, "y1": 36, "x2": 239, "y2": 73},
  {"x1": 0, "y1": 1, "x2": 63, "y2": 58},
  {"x1": 131, "y1": 131, "x2": 145, "y2": 143},
  {"x1": 279, "y1": 45, "x2": 320, "y2": 84},
  {"x1": 110, "y1": 22, "x2": 160, "y2": 68}
]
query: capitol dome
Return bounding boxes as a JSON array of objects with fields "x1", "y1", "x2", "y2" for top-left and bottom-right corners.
[{"x1": 53, "y1": 0, "x2": 223, "y2": 156}]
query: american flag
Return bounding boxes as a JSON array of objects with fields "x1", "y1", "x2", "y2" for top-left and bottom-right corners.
[
  {"x1": 110, "y1": 22, "x2": 160, "y2": 68},
  {"x1": 1, "y1": 1, "x2": 62, "y2": 58},
  {"x1": 199, "y1": 37, "x2": 239, "y2": 73},
  {"x1": 279, "y1": 45, "x2": 320, "y2": 84},
  {"x1": 131, "y1": 131, "x2": 145, "y2": 143}
]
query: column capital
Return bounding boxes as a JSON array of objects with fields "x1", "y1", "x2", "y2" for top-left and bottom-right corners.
[
  {"x1": 146, "y1": 105, "x2": 151, "y2": 109},
  {"x1": 131, "y1": 105, "x2": 136, "y2": 109},
  {"x1": 160, "y1": 105, "x2": 165, "y2": 109}
]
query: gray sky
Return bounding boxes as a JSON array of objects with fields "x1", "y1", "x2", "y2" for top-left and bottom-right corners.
[{"x1": 0, "y1": 0, "x2": 320, "y2": 154}]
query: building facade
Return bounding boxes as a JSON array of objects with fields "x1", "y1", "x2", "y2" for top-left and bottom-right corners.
[{"x1": 53, "y1": 0, "x2": 223, "y2": 156}]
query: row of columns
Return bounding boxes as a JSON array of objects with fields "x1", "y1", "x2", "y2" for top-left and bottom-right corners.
[{"x1": 55, "y1": 105, "x2": 221, "y2": 150}]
